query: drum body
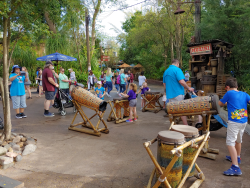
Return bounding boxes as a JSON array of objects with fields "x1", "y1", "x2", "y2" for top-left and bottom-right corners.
[
  {"x1": 170, "y1": 125, "x2": 199, "y2": 177},
  {"x1": 145, "y1": 92, "x2": 161, "y2": 108},
  {"x1": 167, "y1": 95, "x2": 219, "y2": 114},
  {"x1": 113, "y1": 98, "x2": 129, "y2": 118},
  {"x1": 157, "y1": 131, "x2": 185, "y2": 188},
  {"x1": 71, "y1": 86, "x2": 107, "y2": 111}
]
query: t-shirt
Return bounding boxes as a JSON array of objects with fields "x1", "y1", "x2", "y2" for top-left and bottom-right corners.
[
  {"x1": 70, "y1": 72, "x2": 77, "y2": 82},
  {"x1": 220, "y1": 90, "x2": 250, "y2": 123},
  {"x1": 42, "y1": 68, "x2": 55, "y2": 92},
  {"x1": 128, "y1": 90, "x2": 136, "y2": 100},
  {"x1": 9, "y1": 73, "x2": 25, "y2": 96},
  {"x1": 59, "y1": 73, "x2": 69, "y2": 89},
  {"x1": 120, "y1": 73, "x2": 126, "y2": 84},
  {"x1": 138, "y1": 76, "x2": 146, "y2": 86},
  {"x1": 88, "y1": 74, "x2": 95, "y2": 84},
  {"x1": 95, "y1": 87, "x2": 105, "y2": 100},
  {"x1": 141, "y1": 87, "x2": 149, "y2": 95},
  {"x1": 163, "y1": 65, "x2": 185, "y2": 99},
  {"x1": 185, "y1": 72, "x2": 190, "y2": 80},
  {"x1": 106, "y1": 74, "x2": 112, "y2": 82}
]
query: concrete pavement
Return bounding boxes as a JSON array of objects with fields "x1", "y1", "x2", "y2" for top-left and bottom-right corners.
[{"x1": 0, "y1": 82, "x2": 249, "y2": 188}]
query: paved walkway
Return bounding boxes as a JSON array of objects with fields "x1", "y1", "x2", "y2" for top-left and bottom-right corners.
[{"x1": 0, "y1": 82, "x2": 249, "y2": 188}]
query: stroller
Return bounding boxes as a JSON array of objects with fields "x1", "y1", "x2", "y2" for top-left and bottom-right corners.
[{"x1": 53, "y1": 83, "x2": 84, "y2": 116}]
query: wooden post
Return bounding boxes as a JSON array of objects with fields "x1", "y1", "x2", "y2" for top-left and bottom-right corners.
[
  {"x1": 194, "y1": 1, "x2": 201, "y2": 43},
  {"x1": 86, "y1": 9, "x2": 91, "y2": 71}
]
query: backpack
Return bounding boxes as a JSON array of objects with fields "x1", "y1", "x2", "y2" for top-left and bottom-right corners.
[
  {"x1": 130, "y1": 73, "x2": 134, "y2": 81},
  {"x1": 117, "y1": 75, "x2": 121, "y2": 84}
]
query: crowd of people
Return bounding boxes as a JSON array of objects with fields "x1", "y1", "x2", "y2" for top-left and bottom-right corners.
[{"x1": 8, "y1": 59, "x2": 250, "y2": 176}]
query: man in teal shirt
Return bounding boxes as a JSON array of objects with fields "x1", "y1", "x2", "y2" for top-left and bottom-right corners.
[{"x1": 163, "y1": 59, "x2": 194, "y2": 125}]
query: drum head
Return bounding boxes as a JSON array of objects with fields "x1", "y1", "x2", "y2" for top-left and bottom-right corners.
[
  {"x1": 157, "y1": 131, "x2": 185, "y2": 144},
  {"x1": 170, "y1": 125, "x2": 199, "y2": 138},
  {"x1": 113, "y1": 97, "x2": 127, "y2": 101},
  {"x1": 210, "y1": 94, "x2": 220, "y2": 114},
  {"x1": 145, "y1": 91, "x2": 160, "y2": 94}
]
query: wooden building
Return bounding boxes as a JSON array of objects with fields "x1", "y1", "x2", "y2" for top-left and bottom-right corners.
[{"x1": 187, "y1": 39, "x2": 234, "y2": 97}]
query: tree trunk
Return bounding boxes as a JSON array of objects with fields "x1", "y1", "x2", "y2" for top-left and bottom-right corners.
[
  {"x1": 2, "y1": 17, "x2": 12, "y2": 140},
  {"x1": 170, "y1": 34, "x2": 174, "y2": 60},
  {"x1": 90, "y1": 0, "x2": 102, "y2": 60},
  {"x1": 44, "y1": 11, "x2": 57, "y2": 34},
  {"x1": 73, "y1": 29, "x2": 82, "y2": 71}
]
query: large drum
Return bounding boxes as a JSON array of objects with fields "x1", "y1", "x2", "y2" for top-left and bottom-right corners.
[
  {"x1": 157, "y1": 131, "x2": 185, "y2": 188},
  {"x1": 71, "y1": 87, "x2": 107, "y2": 111},
  {"x1": 167, "y1": 94, "x2": 219, "y2": 114},
  {"x1": 170, "y1": 125, "x2": 199, "y2": 177}
]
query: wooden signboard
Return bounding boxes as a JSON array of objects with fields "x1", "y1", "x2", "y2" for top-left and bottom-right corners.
[
  {"x1": 190, "y1": 43, "x2": 212, "y2": 56},
  {"x1": 101, "y1": 55, "x2": 110, "y2": 61}
]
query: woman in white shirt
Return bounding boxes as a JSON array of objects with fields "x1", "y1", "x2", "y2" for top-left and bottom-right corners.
[{"x1": 138, "y1": 71, "x2": 146, "y2": 87}]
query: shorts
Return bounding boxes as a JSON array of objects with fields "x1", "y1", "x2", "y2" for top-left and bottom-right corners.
[
  {"x1": 169, "y1": 95, "x2": 184, "y2": 102},
  {"x1": 104, "y1": 83, "x2": 107, "y2": 88},
  {"x1": 226, "y1": 120, "x2": 247, "y2": 146},
  {"x1": 129, "y1": 99, "x2": 137, "y2": 107},
  {"x1": 45, "y1": 91, "x2": 55, "y2": 100},
  {"x1": 162, "y1": 95, "x2": 167, "y2": 102},
  {"x1": 12, "y1": 95, "x2": 27, "y2": 109}
]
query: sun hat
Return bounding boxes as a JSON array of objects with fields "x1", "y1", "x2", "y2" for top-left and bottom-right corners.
[
  {"x1": 11, "y1": 65, "x2": 21, "y2": 73},
  {"x1": 97, "y1": 81, "x2": 102, "y2": 85}
]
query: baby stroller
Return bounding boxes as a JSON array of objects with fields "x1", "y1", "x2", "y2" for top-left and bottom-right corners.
[
  {"x1": 53, "y1": 89, "x2": 74, "y2": 116},
  {"x1": 53, "y1": 83, "x2": 84, "y2": 116}
]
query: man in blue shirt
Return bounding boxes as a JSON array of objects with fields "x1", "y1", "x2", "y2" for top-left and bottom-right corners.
[
  {"x1": 219, "y1": 78, "x2": 250, "y2": 176},
  {"x1": 163, "y1": 59, "x2": 194, "y2": 125}
]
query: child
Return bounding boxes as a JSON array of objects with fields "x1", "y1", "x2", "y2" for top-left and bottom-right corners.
[
  {"x1": 121, "y1": 83, "x2": 137, "y2": 122},
  {"x1": 95, "y1": 81, "x2": 105, "y2": 100},
  {"x1": 35, "y1": 68, "x2": 43, "y2": 97},
  {"x1": 219, "y1": 78, "x2": 250, "y2": 176},
  {"x1": 137, "y1": 82, "x2": 150, "y2": 110}
]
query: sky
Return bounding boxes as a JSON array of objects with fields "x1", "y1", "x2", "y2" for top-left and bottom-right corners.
[{"x1": 97, "y1": 0, "x2": 149, "y2": 38}]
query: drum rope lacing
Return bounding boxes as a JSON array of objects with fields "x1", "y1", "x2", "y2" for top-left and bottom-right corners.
[
  {"x1": 158, "y1": 176, "x2": 167, "y2": 182},
  {"x1": 191, "y1": 140, "x2": 194, "y2": 147}
]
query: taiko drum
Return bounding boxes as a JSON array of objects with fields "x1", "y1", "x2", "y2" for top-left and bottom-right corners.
[{"x1": 71, "y1": 86, "x2": 107, "y2": 111}]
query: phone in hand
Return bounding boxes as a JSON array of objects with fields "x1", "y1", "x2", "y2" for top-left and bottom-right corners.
[{"x1": 20, "y1": 72, "x2": 26, "y2": 76}]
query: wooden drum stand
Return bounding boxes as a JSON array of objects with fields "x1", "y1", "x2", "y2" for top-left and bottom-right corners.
[
  {"x1": 167, "y1": 95, "x2": 220, "y2": 160},
  {"x1": 144, "y1": 132, "x2": 210, "y2": 188},
  {"x1": 142, "y1": 92, "x2": 163, "y2": 113}
]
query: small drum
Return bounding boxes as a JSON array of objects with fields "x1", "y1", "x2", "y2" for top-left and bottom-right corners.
[
  {"x1": 71, "y1": 87, "x2": 107, "y2": 111},
  {"x1": 145, "y1": 92, "x2": 161, "y2": 108},
  {"x1": 167, "y1": 94, "x2": 220, "y2": 114},
  {"x1": 157, "y1": 131, "x2": 185, "y2": 188},
  {"x1": 113, "y1": 98, "x2": 129, "y2": 118},
  {"x1": 170, "y1": 125, "x2": 199, "y2": 177}
]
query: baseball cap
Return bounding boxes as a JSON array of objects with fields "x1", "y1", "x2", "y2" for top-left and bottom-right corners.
[
  {"x1": 46, "y1": 61, "x2": 54, "y2": 65},
  {"x1": 11, "y1": 65, "x2": 21, "y2": 73},
  {"x1": 185, "y1": 70, "x2": 188, "y2": 72},
  {"x1": 97, "y1": 81, "x2": 102, "y2": 85}
]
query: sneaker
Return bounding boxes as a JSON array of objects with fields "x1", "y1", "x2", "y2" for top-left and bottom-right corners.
[
  {"x1": 20, "y1": 113, "x2": 27, "y2": 118},
  {"x1": 223, "y1": 165, "x2": 242, "y2": 176},
  {"x1": 126, "y1": 119, "x2": 133, "y2": 123},
  {"x1": 117, "y1": 92, "x2": 119, "y2": 94},
  {"x1": 140, "y1": 108, "x2": 143, "y2": 110},
  {"x1": 134, "y1": 118, "x2": 138, "y2": 121},
  {"x1": 44, "y1": 112, "x2": 55, "y2": 117},
  {"x1": 226, "y1": 156, "x2": 241, "y2": 164},
  {"x1": 119, "y1": 93, "x2": 123, "y2": 98},
  {"x1": 16, "y1": 114, "x2": 22, "y2": 119}
]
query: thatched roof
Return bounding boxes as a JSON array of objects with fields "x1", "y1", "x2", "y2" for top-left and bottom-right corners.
[
  {"x1": 134, "y1": 64, "x2": 143, "y2": 68},
  {"x1": 119, "y1": 63, "x2": 131, "y2": 68}
]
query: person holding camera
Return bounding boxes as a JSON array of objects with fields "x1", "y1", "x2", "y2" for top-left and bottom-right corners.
[{"x1": 9, "y1": 65, "x2": 28, "y2": 119}]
